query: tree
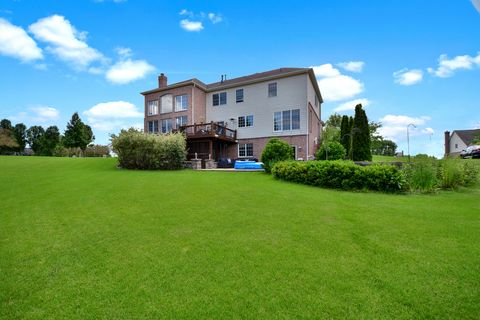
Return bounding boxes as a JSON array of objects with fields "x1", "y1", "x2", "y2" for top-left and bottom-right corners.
[
  {"x1": 351, "y1": 104, "x2": 372, "y2": 161},
  {"x1": 63, "y1": 112, "x2": 95, "y2": 152},
  {"x1": 26, "y1": 126, "x2": 45, "y2": 154},
  {"x1": 372, "y1": 138, "x2": 397, "y2": 156},
  {"x1": 261, "y1": 138, "x2": 294, "y2": 173},
  {"x1": 42, "y1": 126, "x2": 61, "y2": 156},
  {"x1": 1, "y1": 119, "x2": 13, "y2": 130},
  {"x1": 472, "y1": 132, "x2": 480, "y2": 145},
  {"x1": 13, "y1": 123, "x2": 27, "y2": 152},
  {"x1": 321, "y1": 113, "x2": 343, "y2": 145},
  {"x1": 340, "y1": 115, "x2": 351, "y2": 158},
  {"x1": 0, "y1": 128, "x2": 18, "y2": 154},
  {"x1": 325, "y1": 113, "x2": 342, "y2": 128},
  {"x1": 316, "y1": 141, "x2": 346, "y2": 160}
]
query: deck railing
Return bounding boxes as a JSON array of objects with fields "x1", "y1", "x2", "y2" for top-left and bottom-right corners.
[{"x1": 179, "y1": 122, "x2": 237, "y2": 141}]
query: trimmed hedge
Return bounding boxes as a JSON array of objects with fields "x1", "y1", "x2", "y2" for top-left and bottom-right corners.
[
  {"x1": 111, "y1": 129, "x2": 186, "y2": 170},
  {"x1": 272, "y1": 160, "x2": 406, "y2": 193}
]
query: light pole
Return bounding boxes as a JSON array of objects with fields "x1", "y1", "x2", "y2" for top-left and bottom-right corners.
[{"x1": 407, "y1": 123, "x2": 416, "y2": 162}]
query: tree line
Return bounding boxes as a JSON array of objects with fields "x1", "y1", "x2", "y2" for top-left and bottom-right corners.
[
  {"x1": 319, "y1": 104, "x2": 398, "y2": 161},
  {"x1": 0, "y1": 113, "x2": 96, "y2": 156}
]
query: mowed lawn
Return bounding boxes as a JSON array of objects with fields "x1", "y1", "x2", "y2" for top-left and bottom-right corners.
[{"x1": 1, "y1": 157, "x2": 479, "y2": 319}]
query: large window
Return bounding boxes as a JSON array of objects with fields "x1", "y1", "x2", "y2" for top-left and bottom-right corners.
[
  {"x1": 148, "y1": 120, "x2": 158, "y2": 133},
  {"x1": 147, "y1": 100, "x2": 158, "y2": 116},
  {"x1": 238, "y1": 115, "x2": 253, "y2": 128},
  {"x1": 213, "y1": 92, "x2": 227, "y2": 106},
  {"x1": 268, "y1": 82, "x2": 277, "y2": 97},
  {"x1": 161, "y1": 94, "x2": 173, "y2": 113},
  {"x1": 238, "y1": 143, "x2": 253, "y2": 157},
  {"x1": 175, "y1": 94, "x2": 188, "y2": 111},
  {"x1": 236, "y1": 89, "x2": 244, "y2": 103},
  {"x1": 175, "y1": 115, "x2": 188, "y2": 129},
  {"x1": 161, "y1": 119, "x2": 173, "y2": 133},
  {"x1": 273, "y1": 109, "x2": 300, "y2": 131}
]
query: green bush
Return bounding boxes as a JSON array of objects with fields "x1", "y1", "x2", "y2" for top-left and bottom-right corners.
[
  {"x1": 316, "y1": 141, "x2": 346, "y2": 160},
  {"x1": 462, "y1": 160, "x2": 480, "y2": 186},
  {"x1": 111, "y1": 129, "x2": 186, "y2": 170},
  {"x1": 261, "y1": 138, "x2": 294, "y2": 173},
  {"x1": 272, "y1": 160, "x2": 406, "y2": 193},
  {"x1": 438, "y1": 158, "x2": 465, "y2": 189},
  {"x1": 405, "y1": 157, "x2": 438, "y2": 193}
]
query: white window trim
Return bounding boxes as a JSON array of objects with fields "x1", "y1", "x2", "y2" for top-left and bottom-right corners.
[
  {"x1": 238, "y1": 115, "x2": 253, "y2": 128},
  {"x1": 273, "y1": 109, "x2": 300, "y2": 132},
  {"x1": 160, "y1": 94, "x2": 173, "y2": 114},
  {"x1": 147, "y1": 101, "x2": 159, "y2": 116},
  {"x1": 175, "y1": 94, "x2": 188, "y2": 112},
  {"x1": 238, "y1": 143, "x2": 253, "y2": 158}
]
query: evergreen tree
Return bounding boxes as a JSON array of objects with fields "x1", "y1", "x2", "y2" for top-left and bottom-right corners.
[
  {"x1": 13, "y1": 123, "x2": 27, "y2": 152},
  {"x1": 351, "y1": 104, "x2": 372, "y2": 161},
  {"x1": 0, "y1": 119, "x2": 12, "y2": 130},
  {"x1": 63, "y1": 112, "x2": 95, "y2": 152},
  {"x1": 340, "y1": 115, "x2": 351, "y2": 158},
  {"x1": 42, "y1": 126, "x2": 61, "y2": 156},
  {"x1": 26, "y1": 126, "x2": 45, "y2": 154}
]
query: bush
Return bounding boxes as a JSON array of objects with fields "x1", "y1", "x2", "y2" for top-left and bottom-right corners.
[
  {"x1": 111, "y1": 129, "x2": 186, "y2": 170},
  {"x1": 462, "y1": 160, "x2": 480, "y2": 186},
  {"x1": 316, "y1": 141, "x2": 346, "y2": 160},
  {"x1": 84, "y1": 145, "x2": 110, "y2": 157},
  {"x1": 261, "y1": 138, "x2": 294, "y2": 173},
  {"x1": 272, "y1": 160, "x2": 406, "y2": 193},
  {"x1": 405, "y1": 157, "x2": 438, "y2": 193},
  {"x1": 438, "y1": 158, "x2": 465, "y2": 189}
]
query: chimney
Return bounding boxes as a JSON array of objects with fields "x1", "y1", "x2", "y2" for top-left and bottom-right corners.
[
  {"x1": 444, "y1": 131, "x2": 450, "y2": 157},
  {"x1": 158, "y1": 73, "x2": 167, "y2": 88}
]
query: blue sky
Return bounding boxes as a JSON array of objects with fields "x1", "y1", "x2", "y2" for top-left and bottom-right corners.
[{"x1": 0, "y1": 0, "x2": 479, "y2": 156}]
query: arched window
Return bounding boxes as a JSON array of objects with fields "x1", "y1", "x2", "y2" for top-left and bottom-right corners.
[{"x1": 161, "y1": 94, "x2": 173, "y2": 114}]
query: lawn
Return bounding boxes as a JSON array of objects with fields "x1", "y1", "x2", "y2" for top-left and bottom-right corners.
[{"x1": 1, "y1": 156, "x2": 479, "y2": 319}]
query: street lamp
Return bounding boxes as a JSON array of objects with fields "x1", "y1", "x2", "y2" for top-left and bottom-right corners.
[{"x1": 407, "y1": 123, "x2": 416, "y2": 162}]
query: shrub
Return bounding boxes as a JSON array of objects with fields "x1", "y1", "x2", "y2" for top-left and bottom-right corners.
[
  {"x1": 272, "y1": 160, "x2": 406, "y2": 193},
  {"x1": 261, "y1": 138, "x2": 294, "y2": 173},
  {"x1": 462, "y1": 160, "x2": 480, "y2": 186},
  {"x1": 84, "y1": 145, "x2": 110, "y2": 157},
  {"x1": 316, "y1": 141, "x2": 346, "y2": 160},
  {"x1": 405, "y1": 157, "x2": 438, "y2": 193},
  {"x1": 111, "y1": 129, "x2": 186, "y2": 170},
  {"x1": 438, "y1": 158, "x2": 464, "y2": 189}
]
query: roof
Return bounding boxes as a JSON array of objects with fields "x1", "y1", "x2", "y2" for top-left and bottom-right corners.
[
  {"x1": 141, "y1": 67, "x2": 323, "y2": 103},
  {"x1": 452, "y1": 129, "x2": 480, "y2": 145}
]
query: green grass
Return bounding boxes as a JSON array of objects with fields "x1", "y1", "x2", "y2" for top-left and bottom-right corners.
[{"x1": 1, "y1": 156, "x2": 479, "y2": 319}]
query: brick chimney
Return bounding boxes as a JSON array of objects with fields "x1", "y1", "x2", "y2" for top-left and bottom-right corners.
[
  {"x1": 444, "y1": 131, "x2": 450, "y2": 156},
  {"x1": 158, "y1": 73, "x2": 167, "y2": 88}
]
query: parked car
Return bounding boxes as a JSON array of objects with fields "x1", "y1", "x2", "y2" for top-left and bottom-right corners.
[{"x1": 460, "y1": 145, "x2": 480, "y2": 159}]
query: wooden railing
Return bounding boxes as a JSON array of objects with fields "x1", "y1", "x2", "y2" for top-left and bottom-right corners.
[{"x1": 179, "y1": 122, "x2": 237, "y2": 141}]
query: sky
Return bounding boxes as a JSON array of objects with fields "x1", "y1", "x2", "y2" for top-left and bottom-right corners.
[{"x1": 0, "y1": 0, "x2": 479, "y2": 157}]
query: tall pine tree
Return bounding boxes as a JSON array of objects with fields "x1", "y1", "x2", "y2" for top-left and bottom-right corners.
[
  {"x1": 63, "y1": 113, "x2": 94, "y2": 152},
  {"x1": 351, "y1": 104, "x2": 372, "y2": 161}
]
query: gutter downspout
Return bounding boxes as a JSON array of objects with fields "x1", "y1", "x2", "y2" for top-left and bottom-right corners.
[{"x1": 192, "y1": 83, "x2": 195, "y2": 124}]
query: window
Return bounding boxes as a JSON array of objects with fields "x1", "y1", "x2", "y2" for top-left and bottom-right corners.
[
  {"x1": 238, "y1": 115, "x2": 253, "y2": 128},
  {"x1": 148, "y1": 100, "x2": 158, "y2": 116},
  {"x1": 274, "y1": 111, "x2": 282, "y2": 131},
  {"x1": 213, "y1": 92, "x2": 227, "y2": 106},
  {"x1": 238, "y1": 143, "x2": 253, "y2": 157},
  {"x1": 455, "y1": 143, "x2": 458, "y2": 149},
  {"x1": 268, "y1": 82, "x2": 277, "y2": 97},
  {"x1": 161, "y1": 119, "x2": 173, "y2": 133},
  {"x1": 236, "y1": 89, "x2": 244, "y2": 103},
  {"x1": 175, "y1": 94, "x2": 188, "y2": 111},
  {"x1": 148, "y1": 120, "x2": 158, "y2": 133},
  {"x1": 161, "y1": 94, "x2": 173, "y2": 113},
  {"x1": 273, "y1": 109, "x2": 300, "y2": 131},
  {"x1": 175, "y1": 116, "x2": 188, "y2": 129},
  {"x1": 314, "y1": 95, "x2": 319, "y2": 107}
]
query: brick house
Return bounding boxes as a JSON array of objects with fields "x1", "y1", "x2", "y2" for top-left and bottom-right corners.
[{"x1": 141, "y1": 68, "x2": 323, "y2": 161}]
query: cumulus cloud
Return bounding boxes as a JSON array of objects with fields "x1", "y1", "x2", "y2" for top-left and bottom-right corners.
[
  {"x1": 84, "y1": 101, "x2": 143, "y2": 131},
  {"x1": 29, "y1": 15, "x2": 105, "y2": 70},
  {"x1": 115, "y1": 46, "x2": 132, "y2": 58},
  {"x1": 427, "y1": 52, "x2": 480, "y2": 78},
  {"x1": 11, "y1": 106, "x2": 60, "y2": 124},
  {"x1": 334, "y1": 98, "x2": 371, "y2": 112},
  {"x1": 312, "y1": 63, "x2": 364, "y2": 101},
  {"x1": 378, "y1": 114, "x2": 432, "y2": 141},
  {"x1": 0, "y1": 18, "x2": 43, "y2": 62},
  {"x1": 208, "y1": 13, "x2": 223, "y2": 24},
  {"x1": 393, "y1": 68, "x2": 423, "y2": 85},
  {"x1": 180, "y1": 19, "x2": 204, "y2": 32},
  {"x1": 105, "y1": 58, "x2": 155, "y2": 84},
  {"x1": 337, "y1": 61, "x2": 364, "y2": 73}
]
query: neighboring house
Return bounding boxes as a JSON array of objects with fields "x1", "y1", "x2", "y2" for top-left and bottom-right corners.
[
  {"x1": 444, "y1": 129, "x2": 480, "y2": 156},
  {"x1": 141, "y1": 68, "x2": 323, "y2": 161}
]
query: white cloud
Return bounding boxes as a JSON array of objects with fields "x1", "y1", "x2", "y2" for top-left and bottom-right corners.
[
  {"x1": 179, "y1": 9, "x2": 193, "y2": 17},
  {"x1": 472, "y1": 0, "x2": 480, "y2": 13},
  {"x1": 105, "y1": 58, "x2": 155, "y2": 84},
  {"x1": 334, "y1": 98, "x2": 371, "y2": 112},
  {"x1": 393, "y1": 68, "x2": 423, "y2": 85},
  {"x1": 84, "y1": 101, "x2": 143, "y2": 131},
  {"x1": 208, "y1": 13, "x2": 223, "y2": 24},
  {"x1": 180, "y1": 19, "x2": 204, "y2": 32},
  {"x1": 115, "y1": 46, "x2": 132, "y2": 58},
  {"x1": 378, "y1": 114, "x2": 432, "y2": 141},
  {"x1": 0, "y1": 18, "x2": 43, "y2": 62},
  {"x1": 311, "y1": 63, "x2": 364, "y2": 102},
  {"x1": 337, "y1": 61, "x2": 364, "y2": 73},
  {"x1": 11, "y1": 106, "x2": 60, "y2": 124},
  {"x1": 427, "y1": 53, "x2": 480, "y2": 78},
  {"x1": 29, "y1": 15, "x2": 105, "y2": 70}
]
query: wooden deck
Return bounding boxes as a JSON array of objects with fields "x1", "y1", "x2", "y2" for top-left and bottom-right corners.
[{"x1": 179, "y1": 122, "x2": 237, "y2": 143}]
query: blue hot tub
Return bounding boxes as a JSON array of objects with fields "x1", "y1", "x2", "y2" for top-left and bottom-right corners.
[{"x1": 234, "y1": 160, "x2": 264, "y2": 170}]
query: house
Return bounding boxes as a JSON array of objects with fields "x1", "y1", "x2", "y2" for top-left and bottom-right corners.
[
  {"x1": 444, "y1": 129, "x2": 480, "y2": 156},
  {"x1": 141, "y1": 68, "x2": 323, "y2": 161}
]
